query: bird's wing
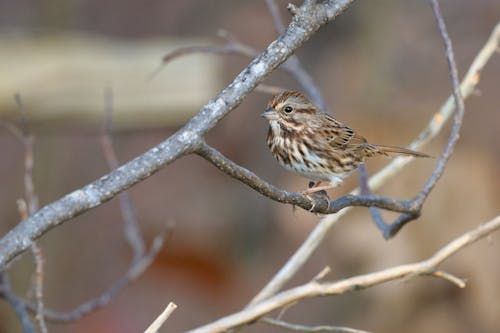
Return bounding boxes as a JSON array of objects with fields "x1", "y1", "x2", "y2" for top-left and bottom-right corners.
[{"x1": 321, "y1": 115, "x2": 367, "y2": 150}]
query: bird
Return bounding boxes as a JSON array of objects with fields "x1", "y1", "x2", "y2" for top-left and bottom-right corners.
[{"x1": 261, "y1": 91, "x2": 429, "y2": 194}]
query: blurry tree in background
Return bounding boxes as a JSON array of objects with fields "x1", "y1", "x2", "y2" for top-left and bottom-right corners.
[{"x1": 0, "y1": 1, "x2": 499, "y2": 333}]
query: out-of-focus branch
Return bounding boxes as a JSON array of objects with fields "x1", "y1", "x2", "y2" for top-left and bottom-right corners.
[
  {"x1": 158, "y1": 0, "x2": 329, "y2": 112},
  {"x1": 144, "y1": 302, "x2": 178, "y2": 333},
  {"x1": 0, "y1": 94, "x2": 48, "y2": 333},
  {"x1": 24, "y1": 232, "x2": 168, "y2": 323},
  {"x1": 100, "y1": 86, "x2": 145, "y2": 262},
  {"x1": 17, "y1": 89, "x2": 172, "y2": 323},
  {"x1": 249, "y1": 19, "x2": 500, "y2": 306},
  {"x1": 0, "y1": 0, "x2": 356, "y2": 270},
  {"x1": 262, "y1": 317, "x2": 372, "y2": 333},
  {"x1": 188, "y1": 215, "x2": 500, "y2": 333},
  {"x1": 0, "y1": 274, "x2": 35, "y2": 333},
  {"x1": 353, "y1": 0, "x2": 465, "y2": 238}
]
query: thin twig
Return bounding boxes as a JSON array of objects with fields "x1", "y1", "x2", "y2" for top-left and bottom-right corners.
[
  {"x1": 265, "y1": 0, "x2": 286, "y2": 34},
  {"x1": 188, "y1": 215, "x2": 500, "y2": 333},
  {"x1": 144, "y1": 302, "x2": 178, "y2": 333},
  {"x1": 362, "y1": 0, "x2": 467, "y2": 238},
  {"x1": 432, "y1": 270, "x2": 466, "y2": 288},
  {"x1": 12, "y1": 94, "x2": 48, "y2": 333},
  {"x1": 312, "y1": 266, "x2": 331, "y2": 282},
  {"x1": 24, "y1": 230, "x2": 169, "y2": 322},
  {"x1": 0, "y1": 273, "x2": 35, "y2": 333},
  {"x1": 262, "y1": 317, "x2": 373, "y2": 333},
  {"x1": 100, "y1": 86, "x2": 146, "y2": 262}
]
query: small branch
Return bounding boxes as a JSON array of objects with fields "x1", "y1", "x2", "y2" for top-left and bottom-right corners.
[
  {"x1": 144, "y1": 302, "x2": 178, "y2": 333},
  {"x1": 10, "y1": 94, "x2": 48, "y2": 333},
  {"x1": 262, "y1": 317, "x2": 373, "y2": 333},
  {"x1": 357, "y1": 164, "x2": 388, "y2": 232},
  {"x1": 419, "y1": 0, "x2": 464, "y2": 200},
  {"x1": 0, "y1": 273, "x2": 35, "y2": 333},
  {"x1": 24, "y1": 230, "x2": 169, "y2": 322},
  {"x1": 265, "y1": 0, "x2": 286, "y2": 34},
  {"x1": 432, "y1": 270, "x2": 466, "y2": 288},
  {"x1": 359, "y1": 22, "x2": 500, "y2": 196},
  {"x1": 349, "y1": 1, "x2": 466, "y2": 238},
  {"x1": 188, "y1": 215, "x2": 500, "y2": 333},
  {"x1": 312, "y1": 266, "x2": 331, "y2": 282},
  {"x1": 100, "y1": 86, "x2": 146, "y2": 262}
]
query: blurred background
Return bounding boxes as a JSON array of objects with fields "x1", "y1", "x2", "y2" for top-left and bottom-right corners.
[{"x1": 0, "y1": 0, "x2": 499, "y2": 332}]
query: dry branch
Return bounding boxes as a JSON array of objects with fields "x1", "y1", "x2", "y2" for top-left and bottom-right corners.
[
  {"x1": 187, "y1": 214, "x2": 500, "y2": 333},
  {"x1": 262, "y1": 317, "x2": 372, "y2": 333},
  {"x1": 144, "y1": 302, "x2": 178, "y2": 333}
]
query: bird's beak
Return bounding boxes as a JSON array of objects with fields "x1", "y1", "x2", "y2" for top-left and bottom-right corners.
[{"x1": 261, "y1": 108, "x2": 278, "y2": 120}]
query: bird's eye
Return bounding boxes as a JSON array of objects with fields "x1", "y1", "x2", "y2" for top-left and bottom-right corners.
[{"x1": 284, "y1": 105, "x2": 293, "y2": 113}]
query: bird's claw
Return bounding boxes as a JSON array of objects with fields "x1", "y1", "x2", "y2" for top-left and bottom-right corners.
[{"x1": 304, "y1": 191, "x2": 330, "y2": 213}]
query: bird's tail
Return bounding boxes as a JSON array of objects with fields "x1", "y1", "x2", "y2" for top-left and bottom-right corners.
[{"x1": 371, "y1": 144, "x2": 431, "y2": 158}]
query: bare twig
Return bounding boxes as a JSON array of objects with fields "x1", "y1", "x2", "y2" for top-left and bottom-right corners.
[
  {"x1": 262, "y1": 317, "x2": 373, "y2": 333},
  {"x1": 188, "y1": 215, "x2": 500, "y2": 333},
  {"x1": 0, "y1": 89, "x2": 170, "y2": 328},
  {"x1": 255, "y1": 83, "x2": 287, "y2": 95},
  {"x1": 100, "y1": 86, "x2": 146, "y2": 262},
  {"x1": 0, "y1": 273, "x2": 35, "y2": 333},
  {"x1": 432, "y1": 270, "x2": 466, "y2": 288},
  {"x1": 20, "y1": 90, "x2": 175, "y2": 322},
  {"x1": 24, "y1": 230, "x2": 168, "y2": 322},
  {"x1": 312, "y1": 266, "x2": 331, "y2": 282},
  {"x1": 8, "y1": 94, "x2": 48, "y2": 333},
  {"x1": 144, "y1": 302, "x2": 178, "y2": 333},
  {"x1": 248, "y1": 19, "x2": 499, "y2": 306},
  {"x1": 360, "y1": 23, "x2": 500, "y2": 194},
  {"x1": 265, "y1": 0, "x2": 286, "y2": 34},
  {"x1": 351, "y1": 0, "x2": 466, "y2": 238}
]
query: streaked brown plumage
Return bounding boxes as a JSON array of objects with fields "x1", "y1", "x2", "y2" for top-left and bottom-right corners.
[{"x1": 262, "y1": 91, "x2": 429, "y2": 193}]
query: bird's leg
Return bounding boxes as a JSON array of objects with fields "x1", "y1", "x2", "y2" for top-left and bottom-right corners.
[
  {"x1": 304, "y1": 181, "x2": 331, "y2": 212},
  {"x1": 304, "y1": 182, "x2": 335, "y2": 194}
]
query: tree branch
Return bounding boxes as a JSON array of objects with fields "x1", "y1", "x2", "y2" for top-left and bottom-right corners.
[
  {"x1": 23, "y1": 231, "x2": 167, "y2": 323},
  {"x1": 187, "y1": 214, "x2": 500, "y2": 333},
  {"x1": 144, "y1": 302, "x2": 178, "y2": 333},
  {"x1": 99, "y1": 86, "x2": 146, "y2": 262},
  {"x1": 0, "y1": 273, "x2": 35, "y2": 333},
  {"x1": 261, "y1": 317, "x2": 372, "y2": 333}
]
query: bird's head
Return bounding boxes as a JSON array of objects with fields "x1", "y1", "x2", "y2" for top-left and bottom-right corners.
[{"x1": 261, "y1": 91, "x2": 323, "y2": 131}]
